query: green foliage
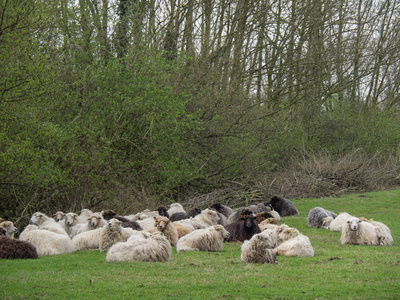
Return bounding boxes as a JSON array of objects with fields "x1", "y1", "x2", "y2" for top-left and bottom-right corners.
[{"x1": 1, "y1": 189, "x2": 399, "y2": 299}]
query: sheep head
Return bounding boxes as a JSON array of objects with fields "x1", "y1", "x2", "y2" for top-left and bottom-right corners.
[
  {"x1": 65, "y1": 213, "x2": 78, "y2": 227},
  {"x1": 54, "y1": 211, "x2": 65, "y2": 222},
  {"x1": 254, "y1": 234, "x2": 275, "y2": 249},
  {"x1": 107, "y1": 218, "x2": 122, "y2": 232},
  {"x1": 30, "y1": 212, "x2": 45, "y2": 225},
  {"x1": 156, "y1": 207, "x2": 168, "y2": 217},
  {"x1": 278, "y1": 227, "x2": 300, "y2": 242},
  {"x1": 214, "y1": 225, "x2": 230, "y2": 239},
  {"x1": 241, "y1": 215, "x2": 257, "y2": 229},
  {"x1": 347, "y1": 218, "x2": 361, "y2": 231},
  {"x1": 322, "y1": 216, "x2": 334, "y2": 229},
  {"x1": 0, "y1": 221, "x2": 18, "y2": 237},
  {"x1": 154, "y1": 216, "x2": 170, "y2": 231},
  {"x1": 101, "y1": 210, "x2": 117, "y2": 221},
  {"x1": 88, "y1": 213, "x2": 103, "y2": 228}
]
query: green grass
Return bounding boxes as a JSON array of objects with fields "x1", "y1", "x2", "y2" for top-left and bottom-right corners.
[{"x1": 1, "y1": 189, "x2": 400, "y2": 299}]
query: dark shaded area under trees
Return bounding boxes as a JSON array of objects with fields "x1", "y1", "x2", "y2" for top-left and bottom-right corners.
[{"x1": 1, "y1": 0, "x2": 400, "y2": 225}]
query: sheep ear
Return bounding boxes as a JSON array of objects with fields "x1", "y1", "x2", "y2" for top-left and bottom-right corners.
[
  {"x1": 166, "y1": 220, "x2": 170, "y2": 224},
  {"x1": 153, "y1": 217, "x2": 157, "y2": 221},
  {"x1": 346, "y1": 220, "x2": 351, "y2": 223}
]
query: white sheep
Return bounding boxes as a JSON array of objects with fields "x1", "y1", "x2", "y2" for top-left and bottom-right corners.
[
  {"x1": 329, "y1": 212, "x2": 356, "y2": 232},
  {"x1": 19, "y1": 225, "x2": 74, "y2": 256},
  {"x1": 176, "y1": 225, "x2": 230, "y2": 253},
  {"x1": 106, "y1": 231, "x2": 172, "y2": 262},
  {"x1": 29, "y1": 212, "x2": 68, "y2": 236},
  {"x1": 274, "y1": 228, "x2": 314, "y2": 257},
  {"x1": 359, "y1": 218, "x2": 394, "y2": 246},
  {"x1": 193, "y1": 208, "x2": 220, "y2": 227},
  {"x1": 307, "y1": 207, "x2": 337, "y2": 229},
  {"x1": 136, "y1": 217, "x2": 158, "y2": 231},
  {"x1": 70, "y1": 213, "x2": 106, "y2": 237},
  {"x1": 0, "y1": 221, "x2": 18, "y2": 238},
  {"x1": 241, "y1": 233, "x2": 278, "y2": 264},
  {"x1": 99, "y1": 218, "x2": 134, "y2": 252},
  {"x1": 340, "y1": 218, "x2": 380, "y2": 246},
  {"x1": 72, "y1": 227, "x2": 104, "y2": 251},
  {"x1": 260, "y1": 224, "x2": 290, "y2": 246}
]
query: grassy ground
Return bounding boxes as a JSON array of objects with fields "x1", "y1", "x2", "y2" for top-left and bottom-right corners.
[{"x1": 1, "y1": 189, "x2": 399, "y2": 299}]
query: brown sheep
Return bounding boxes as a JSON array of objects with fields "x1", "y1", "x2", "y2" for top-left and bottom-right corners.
[
  {"x1": 0, "y1": 232, "x2": 38, "y2": 259},
  {"x1": 172, "y1": 222, "x2": 193, "y2": 238},
  {"x1": 224, "y1": 215, "x2": 261, "y2": 242},
  {"x1": 148, "y1": 216, "x2": 179, "y2": 246}
]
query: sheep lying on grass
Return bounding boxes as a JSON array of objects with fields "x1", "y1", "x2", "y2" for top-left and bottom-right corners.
[
  {"x1": 273, "y1": 227, "x2": 314, "y2": 257},
  {"x1": 99, "y1": 218, "x2": 134, "y2": 252},
  {"x1": 340, "y1": 218, "x2": 380, "y2": 246},
  {"x1": 106, "y1": 231, "x2": 172, "y2": 262},
  {"x1": 62, "y1": 212, "x2": 80, "y2": 236},
  {"x1": 77, "y1": 209, "x2": 94, "y2": 224},
  {"x1": 225, "y1": 215, "x2": 261, "y2": 242},
  {"x1": 241, "y1": 233, "x2": 277, "y2": 264},
  {"x1": 268, "y1": 196, "x2": 299, "y2": 217},
  {"x1": 329, "y1": 212, "x2": 355, "y2": 232},
  {"x1": 0, "y1": 230, "x2": 38, "y2": 259},
  {"x1": 101, "y1": 210, "x2": 143, "y2": 230},
  {"x1": 176, "y1": 225, "x2": 230, "y2": 253},
  {"x1": 211, "y1": 203, "x2": 234, "y2": 219},
  {"x1": 19, "y1": 225, "x2": 74, "y2": 256},
  {"x1": 227, "y1": 208, "x2": 253, "y2": 224},
  {"x1": 307, "y1": 207, "x2": 337, "y2": 229},
  {"x1": 0, "y1": 221, "x2": 18, "y2": 238},
  {"x1": 359, "y1": 217, "x2": 394, "y2": 246},
  {"x1": 258, "y1": 218, "x2": 280, "y2": 231},
  {"x1": 29, "y1": 212, "x2": 68, "y2": 236},
  {"x1": 173, "y1": 218, "x2": 207, "y2": 231}
]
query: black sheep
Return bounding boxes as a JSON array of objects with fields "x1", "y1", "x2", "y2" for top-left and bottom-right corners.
[
  {"x1": 268, "y1": 196, "x2": 300, "y2": 217},
  {"x1": 188, "y1": 208, "x2": 201, "y2": 218},
  {"x1": 156, "y1": 207, "x2": 170, "y2": 218},
  {"x1": 0, "y1": 230, "x2": 38, "y2": 259},
  {"x1": 224, "y1": 215, "x2": 261, "y2": 242},
  {"x1": 169, "y1": 212, "x2": 190, "y2": 222},
  {"x1": 211, "y1": 203, "x2": 234, "y2": 219},
  {"x1": 101, "y1": 210, "x2": 143, "y2": 230}
]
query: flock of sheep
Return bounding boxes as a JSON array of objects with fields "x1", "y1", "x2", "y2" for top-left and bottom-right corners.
[{"x1": 0, "y1": 195, "x2": 394, "y2": 264}]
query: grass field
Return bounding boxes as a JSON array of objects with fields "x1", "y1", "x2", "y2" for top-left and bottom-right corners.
[{"x1": 1, "y1": 189, "x2": 399, "y2": 299}]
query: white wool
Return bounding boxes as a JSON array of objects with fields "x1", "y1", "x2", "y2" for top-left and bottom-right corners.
[
  {"x1": 167, "y1": 203, "x2": 186, "y2": 216},
  {"x1": 99, "y1": 218, "x2": 134, "y2": 252},
  {"x1": 29, "y1": 212, "x2": 68, "y2": 236},
  {"x1": 19, "y1": 225, "x2": 74, "y2": 256},
  {"x1": 70, "y1": 213, "x2": 106, "y2": 237},
  {"x1": 274, "y1": 234, "x2": 314, "y2": 257},
  {"x1": 77, "y1": 209, "x2": 94, "y2": 224},
  {"x1": 136, "y1": 217, "x2": 157, "y2": 231},
  {"x1": 269, "y1": 210, "x2": 281, "y2": 222},
  {"x1": 329, "y1": 212, "x2": 355, "y2": 232},
  {"x1": 259, "y1": 224, "x2": 289, "y2": 246},
  {"x1": 72, "y1": 227, "x2": 104, "y2": 250},
  {"x1": 54, "y1": 211, "x2": 65, "y2": 222},
  {"x1": 176, "y1": 225, "x2": 230, "y2": 253},
  {"x1": 241, "y1": 233, "x2": 277, "y2": 264},
  {"x1": 193, "y1": 209, "x2": 220, "y2": 227},
  {"x1": 106, "y1": 232, "x2": 172, "y2": 262},
  {"x1": 340, "y1": 219, "x2": 380, "y2": 246}
]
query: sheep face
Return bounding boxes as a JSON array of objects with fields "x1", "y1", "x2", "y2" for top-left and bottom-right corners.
[
  {"x1": 88, "y1": 214, "x2": 102, "y2": 227},
  {"x1": 278, "y1": 228, "x2": 300, "y2": 243},
  {"x1": 241, "y1": 216, "x2": 257, "y2": 229},
  {"x1": 54, "y1": 211, "x2": 65, "y2": 222},
  {"x1": 107, "y1": 218, "x2": 122, "y2": 232},
  {"x1": 347, "y1": 218, "x2": 361, "y2": 231},
  {"x1": 211, "y1": 203, "x2": 222, "y2": 212},
  {"x1": 156, "y1": 207, "x2": 168, "y2": 217},
  {"x1": 30, "y1": 212, "x2": 45, "y2": 225},
  {"x1": 322, "y1": 216, "x2": 334, "y2": 229},
  {"x1": 0, "y1": 221, "x2": 18, "y2": 237},
  {"x1": 65, "y1": 213, "x2": 78, "y2": 226},
  {"x1": 254, "y1": 234, "x2": 275, "y2": 249},
  {"x1": 153, "y1": 216, "x2": 170, "y2": 231},
  {"x1": 214, "y1": 225, "x2": 230, "y2": 239}
]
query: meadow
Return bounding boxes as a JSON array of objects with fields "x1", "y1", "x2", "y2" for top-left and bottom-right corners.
[{"x1": 1, "y1": 189, "x2": 399, "y2": 299}]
